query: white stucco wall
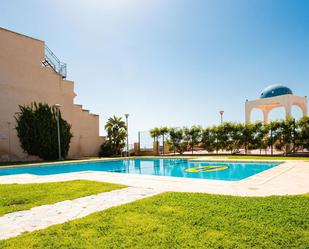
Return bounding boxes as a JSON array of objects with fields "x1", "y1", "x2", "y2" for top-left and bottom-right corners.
[{"x1": 0, "y1": 27, "x2": 104, "y2": 161}]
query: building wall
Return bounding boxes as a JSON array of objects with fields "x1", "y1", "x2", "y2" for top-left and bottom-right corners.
[{"x1": 0, "y1": 27, "x2": 104, "y2": 161}]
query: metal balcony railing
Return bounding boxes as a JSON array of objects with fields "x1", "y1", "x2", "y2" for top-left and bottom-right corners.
[{"x1": 43, "y1": 45, "x2": 67, "y2": 79}]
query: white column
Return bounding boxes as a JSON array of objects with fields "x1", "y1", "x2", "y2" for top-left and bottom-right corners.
[
  {"x1": 303, "y1": 104, "x2": 308, "y2": 117},
  {"x1": 284, "y1": 104, "x2": 292, "y2": 119},
  {"x1": 299, "y1": 102, "x2": 307, "y2": 117},
  {"x1": 245, "y1": 102, "x2": 252, "y2": 124},
  {"x1": 280, "y1": 96, "x2": 292, "y2": 120},
  {"x1": 292, "y1": 96, "x2": 307, "y2": 118},
  {"x1": 262, "y1": 109, "x2": 269, "y2": 124}
]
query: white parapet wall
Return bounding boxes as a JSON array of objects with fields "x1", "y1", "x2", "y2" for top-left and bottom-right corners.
[{"x1": 0, "y1": 27, "x2": 104, "y2": 161}]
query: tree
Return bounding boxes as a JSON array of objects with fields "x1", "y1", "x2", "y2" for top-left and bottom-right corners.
[
  {"x1": 15, "y1": 102, "x2": 72, "y2": 160},
  {"x1": 150, "y1": 127, "x2": 161, "y2": 154},
  {"x1": 103, "y1": 116, "x2": 127, "y2": 156},
  {"x1": 266, "y1": 120, "x2": 281, "y2": 155},
  {"x1": 201, "y1": 127, "x2": 217, "y2": 153},
  {"x1": 150, "y1": 118, "x2": 309, "y2": 155},
  {"x1": 298, "y1": 116, "x2": 309, "y2": 151},
  {"x1": 150, "y1": 127, "x2": 161, "y2": 143},
  {"x1": 216, "y1": 123, "x2": 229, "y2": 153},
  {"x1": 224, "y1": 122, "x2": 244, "y2": 154},
  {"x1": 184, "y1": 126, "x2": 202, "y2": 154},
  {"x1": 249, "y1": 122, "x2": 268, "y2": 154},
  {"x1": 167, "y1": 128, "x2": 187, "y2": 155},
  {"x1": 242, "y1": 123, "x2": 254, "y2": 154},
  {"x1": 159, "y1": 127, "x2": 169, "y2": 154},
  {"x1": 273, "y1": 118, "x2": 294, "y2": 154}
]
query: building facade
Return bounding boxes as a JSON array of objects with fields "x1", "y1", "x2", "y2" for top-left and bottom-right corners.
[{"x1": 0, "y1": 27, "x2": 104, "y2": 161}]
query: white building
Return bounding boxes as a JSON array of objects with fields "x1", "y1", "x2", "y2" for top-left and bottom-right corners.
[{"x1": 245, "y1": 85, "x2": 307, "y2": 123}]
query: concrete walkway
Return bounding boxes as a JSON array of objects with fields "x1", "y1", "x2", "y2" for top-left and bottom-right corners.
[{"x1": 0, "y1": 186, "x2": 162, "y2": 240}]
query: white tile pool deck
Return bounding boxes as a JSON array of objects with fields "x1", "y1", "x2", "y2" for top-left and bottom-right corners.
[
  {"x1": 0, "y1": 158, "x2": 308, "y2": 240},
  {"x1": 1, "y1": 159, "x2": 308, "y2": 196}
]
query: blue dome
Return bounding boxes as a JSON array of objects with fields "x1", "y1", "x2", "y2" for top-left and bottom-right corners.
[{"x1": 260, "y1": 84, "x2": 293, "y2": 99}]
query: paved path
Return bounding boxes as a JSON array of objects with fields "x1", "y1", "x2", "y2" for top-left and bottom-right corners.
[{"x1": 0, "y1": 186, "x2": 162, "y2": 240}]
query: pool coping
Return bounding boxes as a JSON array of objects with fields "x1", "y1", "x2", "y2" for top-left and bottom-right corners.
[
  {"x1": 0, "y1": 159, "x2": 308, "y2": 196},
  {"x1": 0, "y1": 157, "x2": 286, "y2": 169},
  {"x1": 0, "y1": 158, "x2": 285, "y2": 182}
]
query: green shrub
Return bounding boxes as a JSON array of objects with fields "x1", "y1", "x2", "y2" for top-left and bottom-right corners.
[
  {"x1": 99, "y1": 141, "x2": 114, "y2": 157},
  {"x1": 15, "y1": 102, "x2": 73, "y2": 160}
]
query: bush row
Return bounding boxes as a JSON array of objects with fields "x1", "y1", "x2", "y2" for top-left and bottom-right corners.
[{"x1": 150, "y1": 117, "x2": 309, "y2": 155}]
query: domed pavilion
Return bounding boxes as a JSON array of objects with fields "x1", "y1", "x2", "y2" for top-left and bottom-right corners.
[{"x1": 245, "y1": 84, "x2": 307, "y2": 123}]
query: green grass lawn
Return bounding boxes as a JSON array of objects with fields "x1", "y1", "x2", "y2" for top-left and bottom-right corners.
[
  {"x1": 1, "y1": 192, "x2": 308, "y2": 249},
  {"x1": 222, "y1": 155, "x2": 309, "y2": 160},
  {"x1": 0, "y1": 180, "x2": 125, "y2": 216},
  {"x1": 165, "y1": 155, "x2": 309, "y2": 161}
]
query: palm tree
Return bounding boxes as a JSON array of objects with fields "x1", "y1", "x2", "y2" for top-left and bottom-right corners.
[{"x1": 104, "y1": 116, "x2": 127, "y2": 155}]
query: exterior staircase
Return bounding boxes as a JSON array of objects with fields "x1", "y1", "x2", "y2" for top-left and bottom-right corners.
[{"x1": 42, "y1": 45, "x2": 67, "y2": 79}]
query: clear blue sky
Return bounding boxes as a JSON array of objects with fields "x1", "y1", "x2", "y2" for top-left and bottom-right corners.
[{"x1": 1, "y1": 0, "x2": 309, "y2": 142}]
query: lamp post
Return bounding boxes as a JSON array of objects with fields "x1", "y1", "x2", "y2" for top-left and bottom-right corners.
[
  {"x1": 125, "y1": 113, "x2": 129, "y2": 157},
  {"x1": 293, "y1": 118, "x2": 296, "y2": 153},
  {"x1": 54, "y1": 104, "x2": 62, "y2": 160},
  {"x1": 270, "y1": 125, "x2": 273, "y2": 156},
  {"x1": 219, "y1": 111, "x2": 224, "y2": 124}
]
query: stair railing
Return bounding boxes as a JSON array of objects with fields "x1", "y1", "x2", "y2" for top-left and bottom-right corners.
[{"x1": 44, "y1": 45, "x2": 67, "y2": 79}]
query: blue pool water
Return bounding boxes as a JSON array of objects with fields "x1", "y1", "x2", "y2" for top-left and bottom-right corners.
[{"x1": 0, "y1": 159, "x2": 281, "y2": 181}]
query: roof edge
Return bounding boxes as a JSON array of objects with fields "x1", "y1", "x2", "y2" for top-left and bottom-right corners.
[{"x1": 0, "y1": 27, "x2": 44, "y2": 43}]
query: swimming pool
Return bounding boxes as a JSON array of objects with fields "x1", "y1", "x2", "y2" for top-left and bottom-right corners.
[{"x1": 0, "y1": 159, "x2": 281, "y2": 181}]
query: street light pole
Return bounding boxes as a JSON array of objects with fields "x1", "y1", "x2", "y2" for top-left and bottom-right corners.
[
  {"x1": 7, "y1": 122, "x2": 11, "y2": 161},
  {"x1": 219, "y1": 111, "x2": 224, "y2": 125},
  {"x1": 293, "y1": 118, "x2": 296, "y2": 153},
  {"x1": 125, "y1": 113, "x2": 129, "y2": 157},
  {"x1": 54, "y1": 104, "x2": 62, "y2": 160}
]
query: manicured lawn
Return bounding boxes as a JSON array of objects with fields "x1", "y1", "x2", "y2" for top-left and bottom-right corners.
[
  {"x1": 1, "y1": 192, "x2": 308, "y2": 248},
  {"x1": 224, "y1": 155, "x2": 309, "y2": 160},
  {"x1": 0, "y1": 180, "x2": 125, "y2": 216},
  {"x1": 167, "y1": 155, "x2": 309, "y2": 161}
]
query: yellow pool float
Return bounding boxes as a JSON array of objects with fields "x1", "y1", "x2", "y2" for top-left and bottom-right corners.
[{"x1": 185, "y1": 165, "x2": 228, "y2": 173}]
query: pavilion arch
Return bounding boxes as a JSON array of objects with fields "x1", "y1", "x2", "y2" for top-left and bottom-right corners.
[
  {"x1": 267, "y1": 107, "x2": 286, "y2": 122},
  {"x1": 245, "y1": 84, "x2": 307, "y2": 124},
  {"x1": 249, "y1": 108, "x2": 264, "y2": 123},
  {"x1": 291, "y1": 105, "x2": 304, "y2": 121}
]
